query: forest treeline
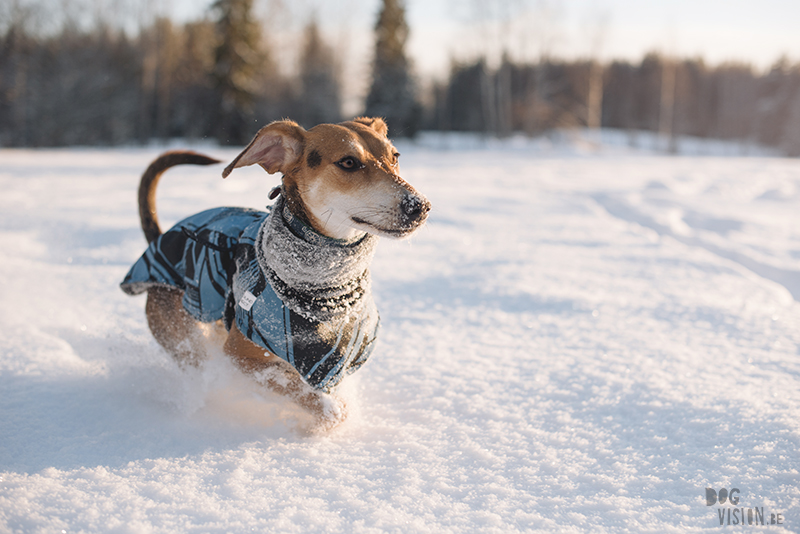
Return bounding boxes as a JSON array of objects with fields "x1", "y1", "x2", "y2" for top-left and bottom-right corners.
[
  {"x1": 434, "y1": 54, "x2": 800, "y2": 155},
  {"x1": 3, "y1": 1, "x2": 800, "y2": 154},
  {"x1": 0, "y1": 0, "x2": 420, "y2": 147}
]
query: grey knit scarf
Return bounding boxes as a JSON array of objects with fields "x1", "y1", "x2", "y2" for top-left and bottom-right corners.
[{"x1": 255, "y1": 195, "x2": 379, "y2": 323}]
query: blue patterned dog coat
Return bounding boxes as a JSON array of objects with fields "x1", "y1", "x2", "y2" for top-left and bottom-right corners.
[{"x1": 121, "y1": 202, "x2": 380, "y2": 392}]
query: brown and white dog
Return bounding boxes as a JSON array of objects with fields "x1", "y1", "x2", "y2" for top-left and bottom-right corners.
[{"x1": 125, "y1": 117, "x2": 430, "y2": 429}]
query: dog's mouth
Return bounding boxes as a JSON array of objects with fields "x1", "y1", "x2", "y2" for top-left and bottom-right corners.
[{"x1": 351, "y1": 216, "x2": 423, "y2": 238}]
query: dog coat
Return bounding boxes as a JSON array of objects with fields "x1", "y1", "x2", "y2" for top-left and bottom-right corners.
[{"x1": 121, "y1": 197, "x2": 380, "y2": 392}]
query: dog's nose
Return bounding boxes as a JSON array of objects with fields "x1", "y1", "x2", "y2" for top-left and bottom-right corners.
[{"x1": 401, "y1": 194, "x2": 431, "y2": 221}]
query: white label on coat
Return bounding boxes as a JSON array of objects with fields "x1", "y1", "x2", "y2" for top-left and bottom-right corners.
[{"x1": 239, "y1": 291, "x2": 257, "y2": 311}]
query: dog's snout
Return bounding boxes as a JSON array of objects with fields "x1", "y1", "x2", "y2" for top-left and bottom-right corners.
[{"x1": 401, "y1": 194, "x2": 431, "y2": 221}]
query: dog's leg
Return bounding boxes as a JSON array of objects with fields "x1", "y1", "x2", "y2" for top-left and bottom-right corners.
[
  {"x1": 223, "y1": 324, "x2": 347, "y2": 428},
  {"x1": 145, "y1": 286, "x2": 208, "y2": 366}
]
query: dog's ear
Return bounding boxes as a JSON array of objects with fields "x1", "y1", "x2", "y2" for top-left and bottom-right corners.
[
  {"x1": 223, "y1": 121, "x2": 306, "y2": 178},
  {"x1": 352, "y1": 117, "x2": 389, "y2": 137}
]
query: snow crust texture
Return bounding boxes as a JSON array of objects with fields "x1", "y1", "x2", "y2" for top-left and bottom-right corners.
[{"x1": 1, "y1": 136, "x2": 799, "y2": 533}]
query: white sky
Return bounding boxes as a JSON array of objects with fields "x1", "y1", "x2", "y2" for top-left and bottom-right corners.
[
  {"x1": 403, "y1": 0, "x2": 800, "y2": 74},
  {"x1": 171, "y1": 0, "x2": 800, "y2": 111}
]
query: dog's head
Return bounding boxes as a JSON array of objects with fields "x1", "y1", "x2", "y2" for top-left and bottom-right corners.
[{"x1": 223, "y1": 117, "x2": 430, "y2": 240}]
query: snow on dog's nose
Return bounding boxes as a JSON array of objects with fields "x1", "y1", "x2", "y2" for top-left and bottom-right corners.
[{"x1": 401, "y1": 193, "x2": 428, "y2": 219}]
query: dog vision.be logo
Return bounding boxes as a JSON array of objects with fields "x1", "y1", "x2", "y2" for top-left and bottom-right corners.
[{"x1": 706, "y1": 487, "x2": 785, "y2": 527}]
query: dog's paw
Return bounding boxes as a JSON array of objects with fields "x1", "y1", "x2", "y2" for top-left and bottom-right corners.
[{"x1": 311, "y1": 394, "x2": 348, "y2": 433}]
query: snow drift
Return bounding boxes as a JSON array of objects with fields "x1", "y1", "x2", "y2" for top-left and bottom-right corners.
[{"x1": 0, "y1": 133, "x2": 798, "y2": 533}]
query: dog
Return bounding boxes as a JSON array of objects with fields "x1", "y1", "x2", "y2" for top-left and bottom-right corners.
[{"x1": 121, "y1": 117, "x2": 430, "y2": 429}]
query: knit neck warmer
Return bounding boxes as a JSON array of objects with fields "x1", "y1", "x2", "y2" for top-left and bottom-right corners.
[{"x1": 256, "y1": 195, "x2": 379, "y2": 322}]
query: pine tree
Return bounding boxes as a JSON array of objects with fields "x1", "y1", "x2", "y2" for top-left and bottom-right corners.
[
  {"x1": 211, "y1": 0, "x2": 266, "y2": 145},
  {"x1": 297, "y1": 19, "x2": 342, "y2": 127},
  {"x1": 364, "y1": 0, "x2": 421, "y2": 137}
]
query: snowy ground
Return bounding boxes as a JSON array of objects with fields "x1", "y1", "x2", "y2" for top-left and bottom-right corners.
[{"x1": 1, "y1": 132, "x2": 799, "y2": 533}]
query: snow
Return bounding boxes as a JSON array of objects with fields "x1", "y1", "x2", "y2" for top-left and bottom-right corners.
[{"x1": 1, "y1": 132, "x2": 799, "y2": 533}]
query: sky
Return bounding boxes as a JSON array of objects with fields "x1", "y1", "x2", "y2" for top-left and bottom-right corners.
[
  {"x1": 169, "y1": 0, "x2": 800, "y2": 112},
  {"x1": 172, "y1": 0, "x2": 800, "y2": 74},
  {"x1": 403, "y1": 0, "x2": 800, "y2": 75}
]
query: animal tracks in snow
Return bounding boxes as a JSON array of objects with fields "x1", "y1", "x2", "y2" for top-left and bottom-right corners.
[{"x1": 591, "y1": 190, "x2": 800, "y2": 302}]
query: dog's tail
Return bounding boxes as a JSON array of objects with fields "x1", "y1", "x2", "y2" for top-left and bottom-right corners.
[{"x1": 138, "y1": 151, "x2": 221, "y2": 243}]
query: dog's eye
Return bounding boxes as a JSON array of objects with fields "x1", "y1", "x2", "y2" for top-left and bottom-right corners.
[
  {"x1": 336, "y1": 156, "x2": 363, "y2": 172},
  {"x1": 392, "y1": 152, "x2": 400, "y2": 165}
]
